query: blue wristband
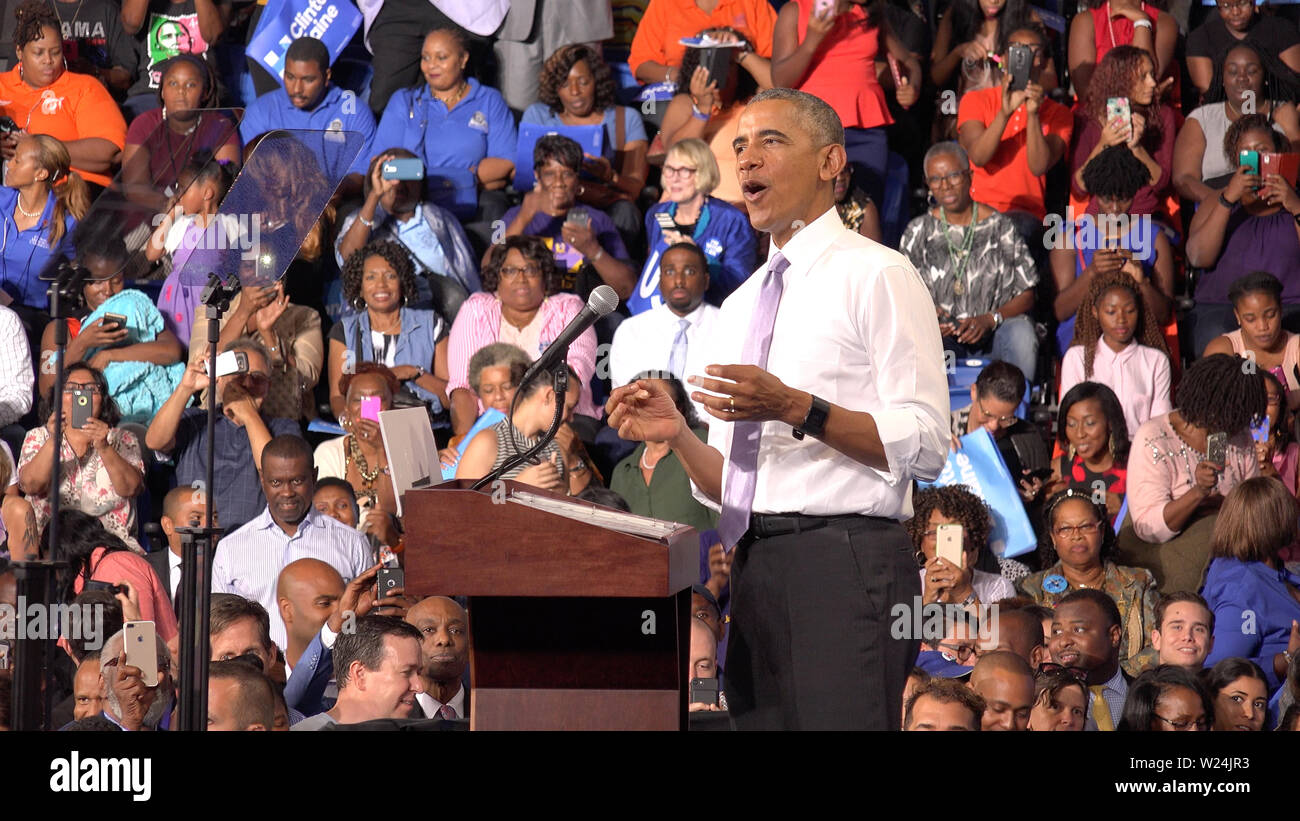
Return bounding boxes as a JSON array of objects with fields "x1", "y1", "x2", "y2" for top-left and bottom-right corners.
[{"x1": 691, "y1": 105, "x2": 709, "y2": 121}]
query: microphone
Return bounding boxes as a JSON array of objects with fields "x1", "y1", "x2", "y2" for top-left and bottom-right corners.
[{"x1": 517, "y1": 284, "x2": 619, "y2": 390}]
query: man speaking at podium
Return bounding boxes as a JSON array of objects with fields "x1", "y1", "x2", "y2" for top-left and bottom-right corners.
[{"x1": 606, "y1": 89, "x2": 950, "y2": 731}]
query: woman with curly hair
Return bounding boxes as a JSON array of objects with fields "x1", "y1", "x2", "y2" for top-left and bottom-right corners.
[
  {"x1": 326, "y1": 241, "x2": 450, "y2": 422},
  {"x1": 1067, "y1": 0, "x2": 1177, "y2": 103},
  {"x1": 522, "y1": 44, "x2": 649, "y2": 237},
  {"x1": 1071, "y1": 46, "x2": 1176, "y2": 218},
  {"x1": 1117, "y1": 354, "x2": 1266, "y2": 595},
  {"x1": 446, "y1": 235, "x2": 600, "y2": 443},
  {"x1": 905, "y1": 485, "x2": 1017, "y2": 610},
  {"x1": 1059, "y1": 273, "x2": 1171, "y2": 436},
  {"x1": 1018, "y1": 490, "x2": 1156, "y2": 672},
  {"x1": 659, "y1": 26, "x2": 774, "y2": 209},
  {"x1": 1046, "y1": 382, "x2": 1131, "y2": 523}
]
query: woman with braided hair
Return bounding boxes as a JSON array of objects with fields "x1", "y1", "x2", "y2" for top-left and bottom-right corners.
[
  {"x1": 1117, "y1": 354, "x2": 1266, "y2": 595},
  {"x1": 1059, "y1": 270, "x2": 1171, "y2": 435}
]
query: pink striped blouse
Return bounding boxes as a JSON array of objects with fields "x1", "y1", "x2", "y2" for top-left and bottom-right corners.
[{"x1": 447, "y1": 292, "x2": 600, "y2": 418}]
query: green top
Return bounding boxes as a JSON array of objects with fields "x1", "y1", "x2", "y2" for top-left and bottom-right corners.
[{"x1": 610, "y1": 430, "x2": 718, "y2": 535}]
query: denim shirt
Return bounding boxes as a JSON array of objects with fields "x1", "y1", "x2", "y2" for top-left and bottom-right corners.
[{"x1": 339, "y1": 306, "x2": 445, "y2": 411}]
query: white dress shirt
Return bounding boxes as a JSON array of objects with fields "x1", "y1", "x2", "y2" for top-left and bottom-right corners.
[
  {"x1": 168, "y1": 550, "x2": 182, "y2": 602},
  {"x1": 212, "y1": 507, "x2": 374, "y2": 650},
  {"x1": 609, "y1": 300, "x2": 721, "y2": 411},
  {"x1": 692, "y1": 207, "x2": 950, "y2": 519},
  {"x1": 0, "y1": 305, "x2": 34, "y2": 427},
  {"x1": 416, "y1": 685, "x2": 466, "y2": 720}
]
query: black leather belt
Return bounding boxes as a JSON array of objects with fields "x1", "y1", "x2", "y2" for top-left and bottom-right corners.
[{"x1": 748, "y1": 513, "x2": 866, "y2": 538}]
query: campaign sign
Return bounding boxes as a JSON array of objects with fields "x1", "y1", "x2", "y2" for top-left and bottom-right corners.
[
  {"x1": 919, "y1": 428, "x2": 1037, "y2": 558},
  {"x1": 247, "y1": 0, "x2": 362, "y2": 82}
]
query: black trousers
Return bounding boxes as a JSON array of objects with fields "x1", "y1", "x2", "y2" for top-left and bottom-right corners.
[
  {"x1": 726, "y1": 515, "x2": 921, "y2": 730},
  {"x1": 366, "y1": 1, "x2": 493, "y2": 117}
]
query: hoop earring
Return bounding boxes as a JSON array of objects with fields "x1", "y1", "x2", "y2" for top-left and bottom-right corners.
[{"x1": 913, "y1": 549, "x2": 926, "y2": 568}]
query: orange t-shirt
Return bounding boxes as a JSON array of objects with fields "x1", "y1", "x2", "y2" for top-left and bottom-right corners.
[
  {"x1": 0, "y1": 66, "x2": 127, "y2": 187},
  {"x1": 628, "y1": 0, "x2": 778, "y2": 78},
  {"x1": 957, "y1": 86, "x2": 1073, "y2": 220}
]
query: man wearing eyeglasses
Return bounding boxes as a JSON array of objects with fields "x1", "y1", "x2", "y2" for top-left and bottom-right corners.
[
  {"x1": 949, "y1": 360, "x2": 1049, "y2": 503},
  {"x1": 146, "y1": 337, "x2": 300, "y2": 533}
]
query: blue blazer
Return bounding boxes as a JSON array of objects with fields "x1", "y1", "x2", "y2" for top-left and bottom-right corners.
[
  {"x1": 1203, "y1": 557, "x2": 1300, "y2": 692},
  {"x1": 284, "y1": 630, "x2": 335, "y2": 718}
]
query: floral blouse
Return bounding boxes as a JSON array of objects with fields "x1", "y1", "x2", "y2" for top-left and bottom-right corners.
[{"x1": 18, "y1": 426, "x2": 144, "y2": 550}]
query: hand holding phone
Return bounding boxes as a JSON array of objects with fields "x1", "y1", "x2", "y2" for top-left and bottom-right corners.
[
  {"x1": 1206, "y1": 431, "x2": 1229, "y2": 469},
  {"x1": 124, "y1": 620, "x2": 159, "y2": 687},
  {"x1": 935, "y1": 523, "x2": 965, "y2": 569},
  {"x1": 360, "y1": 395, "x2": 382, "y2": 422},
  {"x1": 70, "y1": 388, "x2": 93, "y2": 429}
]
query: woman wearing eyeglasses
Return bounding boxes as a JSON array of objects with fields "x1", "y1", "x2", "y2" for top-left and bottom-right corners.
[
  {"x1": 17, "y1": 363, "x2": 145, "y2": 550},
  {"x1": 632, "y1": 139, "x2": 756, "y2": 315},
  {"x1": 1018, "y1": 490, "x2": 1156, "y2": 672},
  {"x1": 1117, "y1": 664, "x2": 1213, "y2": 731},
  {"x1": 905, "y1": 485, "x2": 1017, "y2": 613},
  {"x1": 1186, "y1": 0, "x2": 1300, "y2": 98}
]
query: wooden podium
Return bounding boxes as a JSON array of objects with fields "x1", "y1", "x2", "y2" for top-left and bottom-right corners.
[{"x1": 403, "y1": 479, "x2": 699, "y2": 730}]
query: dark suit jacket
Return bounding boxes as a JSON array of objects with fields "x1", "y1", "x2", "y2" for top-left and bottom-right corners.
[{"x1": 145, "y1": 549, "x2": 172, "y2": 605}]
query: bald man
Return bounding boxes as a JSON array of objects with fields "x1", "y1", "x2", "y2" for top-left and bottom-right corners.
[
  {"x1": 981, "y1": 607, "x2": 1050, "y2": 669},
  {"x1": 968, "y1": 651, "x2": 1035, "y2": 731},
  {"x1": 149, "y1": 486, "x2": 214, "y2": 604},
  {"x1": 404, "y1": 597, "x2": 469, "y2": 720},
  {"x1": 276, "y1": 559, "x2": 345, "y2": 670}
]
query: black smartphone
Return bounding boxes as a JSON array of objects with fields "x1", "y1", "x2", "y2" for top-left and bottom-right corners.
[
  {"x1": 1027, "y1": 467, "x2": 1054, "y2": 481},
  {"x1": 377, "y1": 567, "x2": 405, "y2": 599},
  {"x1": 695, "y1": 45, "x2": 736, "y2": 93},
  {"x1": 70, "y1": 388, "x2": 93, "y2": 429},
  {"x1": 85, "y1": 580, "x2": 126, "y2": 595},
  {"x1": 689, "y1": 677, "x2": 719, "y2": 706},
  {"x1": 1007, "y1": 43, "x2": 1033, "y2": 92},
  {"x1": 0, "y1": 116, "x2": 17, "y2": 134},
  {"x1": 101, "y1": 313, "x2": 127, "y2": 332}
]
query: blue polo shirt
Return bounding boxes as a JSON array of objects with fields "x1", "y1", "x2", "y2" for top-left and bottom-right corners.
[
  {"x1": 373, "y1": 77, "x2": 517, "y2": 173},
  {"x1": 0, "y1": 188, "x2": 77, "y2": 310},
  {"x1": 239, "y1": 84, "x2": 378, "y2": 178}
]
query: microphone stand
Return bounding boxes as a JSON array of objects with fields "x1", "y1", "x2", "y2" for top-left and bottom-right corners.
[
  {"x1": 174, "y1": 273, "x2": 239, "y2": 731},
  {"x1": 12, "y1": 263, "x2": 83, "y2": 730},
  {"x1": 471, "y1": 367, "x2": 568, "y2": 491}
]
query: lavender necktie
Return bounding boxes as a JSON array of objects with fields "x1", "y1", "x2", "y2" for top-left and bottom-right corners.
[
  {"x1": 717, "y1": 252, "x2": 789, "y2": 547},
  {"x1": 668, "y1": 318, "x2": 690, "y2": 380}
]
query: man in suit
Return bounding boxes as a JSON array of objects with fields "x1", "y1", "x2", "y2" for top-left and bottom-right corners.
[
  {"x1": 1048, "y1": 589, "x2": 1129, "y2": 731},
  {"x1": 405, "y1": 596, "x2": 469, "y2": 720},
  {"x1": 291, "y1": 615, "x2": 424, "y2": 731},
  {"x1": 147, "y1": 487, "x2": 214, "y2": 605}
]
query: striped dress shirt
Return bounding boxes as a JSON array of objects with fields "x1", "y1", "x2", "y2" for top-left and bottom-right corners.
[
  {"x1": 0, "y1": 305, "x2": 33, "y2": 427},
  {"x1": 213, "y1": 507, "x2": 374, "y2": 650}
]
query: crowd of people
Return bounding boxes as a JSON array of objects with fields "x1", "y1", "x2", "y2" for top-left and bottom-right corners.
[{"x1": 1, "y1": 0, "x2": 1300, "y2": 732}]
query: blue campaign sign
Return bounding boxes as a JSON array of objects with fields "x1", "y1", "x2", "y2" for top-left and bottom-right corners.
[
  {"x1": 919, "y1": 428, "x2": 1038, "y2": 558},
  {"x1": 247, "y1": 0, "x2": 363, "y2": 82}
]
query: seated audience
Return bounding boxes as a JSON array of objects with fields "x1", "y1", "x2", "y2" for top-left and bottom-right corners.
[
  {"x1": 212, "y1": 435, "x2": 374, "y2": 651},
  {"x1": 610, "y1": 374, "x2": 718, "y2": 534},
  {"x1": 1186, "y1": 114, "x2": 1300, "y2": 356},
  {"x1": 439, "y1": 343, "x2": 529, "y2": 474},
  {"x1": 1046, "y1": 382, "x2": 1130, "y2": 521},
  {"x1": 1175, "y1": 42, "x2": 1300, "y2": 205},
  {"x1": 900, "y1": 141, "x2": 1037, "y2": 381},
  {"x1": 951, "y1": 360, "x2": 1048, "y2": 493},
  {"x1": 1150, "y1": 591, "x2": 1216, "y2": 670},
  {"x1": 276, "y1": 559, "x2": 345, "y2": 672},
  {"x1": 404, "y1": 596, "x2": 469, "y2": 719},
  {"x1": 1204, "y1": 657, "x2": 1271, "y2": 732},
  {"x1": 447, "y1": 237, "x2": 599, "y2": 440},
  {"x1": 0, "y1": 304, "x2": 35, "y2": 445},
  {"x1": 499, "y1": 135, "x2": 636, "y2": 301},
  {"x1": 968, "y1": 650, "x2": 1035, "y2": 731},
  {"x1": 1119, "y1": 354, "x2": 1264, "y2": 595},
  {"x1": 1067, "y1": 0, "x2": 1175, "y2": 103},
  {"x1": 1047, "y1": 588, "x2": 1128, "y2": 731},
  {"x1": 1254, "y1": 372, "x2": 1300, "y2": 496},
  {"x1": 292, "y1": 615, "x2": 424, "y2": 730},
  {"x1": 0, "y1": 2, "x2": 126, "y2": 190},
  {"x1": 633, "y1": 140, "x2": 755, "y2": 314},
  {"x1": 981, "y1": 600, "x2": 1051, "y2": 667},
  {"x1": 207, "y1": 660, "x2": 275, "y2": 731},
  {"x1": 903, "y1": 676, "x2": 984, "y2": 731},
  {"x1": 929, "y1": 0, "x2": 1048, "y2": 94},
  {"x1": 1058, "y1": 273, "x2": 1171, "y2": 436},
  {"x1": 522, "y1": 44, "x2": 650, "y2": 244},
  {"x1": 905, "y1": 485, "x2": 1015, "y2": 609},
  {"x1": 327, "y1": 241, "x2": 450, "y2": 421},
  {"x1": 146, "y1": 338, "x2": 299, "y2": 532},
  {"x1": 1202, "y1": 477, "x2": 1300, "y2": 693},
  {"x1": 629, "y1": 0, "x2": 776, "y2": 87},
  {"x1": 1185, "y1": 0, "x2": 1300, "y2": 95},
  {"x1": 1027, "y1": 666, "x2": 1088, "y2": 731},
  {"x1": 312, "y1": 477, "x2": 359, "y2": 529},
  {"x1": 833, "y1": 164, "x2": 882, "y2": 242},
  {"x1": 51, "y1": 0, "x2": 138, "y2": 99},
  {"x1": 1203, "y1": 272, "x2": 1300, "y2": 410},
  {"x1": 373, "y1": 27, "x2": 516, "y2": 221},
  {"x1": 20, "y1": 365, "x2": 145, "y2": 548},
  {"x1": 1117, "y1": 664, "x2": 1212, "y2": 731}
]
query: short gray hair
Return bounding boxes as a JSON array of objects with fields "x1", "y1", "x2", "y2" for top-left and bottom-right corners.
[
  {"x1": 923, "y1": 141, "x2": 970, "y2": 173},
  {"x1": 225, "y1": 335, "x2": 271, "y2": 369},
  {"x1": 747, "y1": 88, "x2": 844, "y2": 148}
]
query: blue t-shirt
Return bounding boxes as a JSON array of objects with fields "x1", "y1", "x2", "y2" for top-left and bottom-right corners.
[
  {"x1": 239, "y1": 85, "x2": 377, "y2": 178},
  {"x1": 374, "y1": 78, "x2": 517, "y2": 172},
  {"x1": 519, "y1": 104, "x2": 648, "y2": 163},
  {"x1": 629, "y1": 197, "x2": 757, "y2": 315},
  {"x1": 0, "y1": 188, "x2": 77, "y2": 310}
]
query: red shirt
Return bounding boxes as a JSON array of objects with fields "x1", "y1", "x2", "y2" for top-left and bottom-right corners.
[{"x1": 958, "y1": 87, "x2": 1073, "y2": 219}]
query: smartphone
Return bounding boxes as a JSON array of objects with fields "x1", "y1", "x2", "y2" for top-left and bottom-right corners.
[
  {"x1": 1206, "y1": 432, "x2": 1229, "y2": 468},
  {"x1": 1239, "y1": 150, "x2": 1260, "y2": 175},
  {"x1": 214, "y1": 349, "x2": 249, "y2": 378},
  {"x1": 124, "y1": 620, "x2": 159, "y2": 687},
  {"x1": 935, "y1": 523, "x2": 964, "y2": 568},
  {"x1": 377, "y1": 567, "x2": 405, "y2": 599},
  {"x1": 85, "y1": 579, "x2": 127, "y2": 596},
  {"x1": 1261, "y1": 151, "x2": 1300, "y2": 186},
  {"x1": 655, "y1": 212, "x2": 677, "y2": 232},
  {"x1": 70, "y1": 388, "x2": 93, "y2": 429},
  {"x1": 689, "y1": 676, "x2": 720, "y2": 706},
  {"x1": 360, "y1": 395, "x2": 381, "y2": 422},
  {"x1": 1007, "y1": 43, "x2": 1033, "y2": 92},
  {"x1": 565, "y1": 208, "x2": 590, "y2": 226},
  {"x1": 813, "y1": 0, "x2": 836, "y2": 16},
  {"x1": 100, "y1": 313, "x2": 127, "y2": 332},
  {"x1": 381, "y1": 157, "x2": 425, "y2": 181},
  {"x1": 1106, "y1": 96, "x2": 1132, "y2": 131},
  {"x1": 0, "y1": 116, "x2": 17, "y2": 134},
  {"x1": 1252, "y1": 415, "x2": 1271, "y2": 444}
]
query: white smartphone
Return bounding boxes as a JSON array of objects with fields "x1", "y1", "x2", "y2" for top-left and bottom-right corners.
[
  {"x1": 124, "y1": 620, "x2": 159, "y2": 687},
  {"x1": 936, "y1": 524, "x2": 965, "y2": 568},
  {"x1": 214, "y1": 350, "x2": 249, "y2": 378}
]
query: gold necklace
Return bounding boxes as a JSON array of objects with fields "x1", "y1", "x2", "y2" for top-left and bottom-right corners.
[
  {"x1": 347, "y1": 434, "x2": 384, "y2": 485},
  {"x1": 435, "y1": 81, "x2": 468, "y2": 109}
]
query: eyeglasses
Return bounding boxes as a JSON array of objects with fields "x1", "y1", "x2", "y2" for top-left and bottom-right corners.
[
  {"x1": 538, "y1": 168, "x2": 578, "y2": 185},
  {"x1": 925, "y1": 169, "x2": 969, "y2": 188},
  {"x1": 1053, "y1": 521, "x2": 1102, "y2": 539},
  {"x1": 63, "y1": 382, "x2": 102, "y2": 395},
  {"x1": 499, "y1": 265, "x2": 542, "y2": 281},
  {"x1": 662, "y1": 165, "x2": 698, "y2": 179},
  {"x1": 975, "y1": 398, "x2": 1018, "y2": 428},
  {"x1": 1153, "y1": 713, "x2": 1207, "y2": 731},
  {"x1": 938, "y1": 642, "x2": 981, "y2": 663},
  {"x1": 1036, "y1": 662, "x2": 1089, "y2": 683}
]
